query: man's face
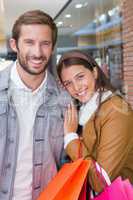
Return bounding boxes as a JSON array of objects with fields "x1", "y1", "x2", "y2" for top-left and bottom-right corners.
[{"x1": 10, "y1": 24, "x2": 53, "y2": 75}]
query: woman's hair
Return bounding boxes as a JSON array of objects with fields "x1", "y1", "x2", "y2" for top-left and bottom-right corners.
[{"x1": 12, "y1": 10, "x2": 57, "y2": 48}]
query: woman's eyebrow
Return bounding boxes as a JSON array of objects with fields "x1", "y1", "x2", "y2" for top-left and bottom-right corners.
[{"x1": 74, "y1": 72, "x2": 84, "y2": 78}]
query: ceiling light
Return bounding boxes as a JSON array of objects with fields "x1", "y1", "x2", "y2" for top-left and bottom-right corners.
[
  {"x1": 65, "y1": 14, "x2": 71, "y2": 18},
  {"x1": 75, "y1": 4, "x2": 83, "y2": 9},
  {"x1": 56, "y1": 21, "x2": 63, "y2": 27}
]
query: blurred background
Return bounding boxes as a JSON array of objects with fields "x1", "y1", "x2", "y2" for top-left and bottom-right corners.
[{"x1": 0, "y1": 0, "x2": 132, "y2": 108}]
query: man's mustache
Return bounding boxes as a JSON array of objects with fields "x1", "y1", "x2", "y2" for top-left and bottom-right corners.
[{"x1": 28, "y1": 55, "x2": 47, "y2": 61}]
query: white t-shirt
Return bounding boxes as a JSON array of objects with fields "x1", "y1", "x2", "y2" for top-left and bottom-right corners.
[{"x1": 10, "y1": 62, "x2": 47, "y2": 200}]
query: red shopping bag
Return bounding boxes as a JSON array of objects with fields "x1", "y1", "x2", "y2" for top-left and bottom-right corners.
[
  {"x1": 37, "y1": 158, "x2": 91, "y2": 200},
  {"x1": 78, "y1": 178, "x2": 88, "y2": 200},
  {"x1": 91, "y1": 176, "x2": 133, "y2": 200}
]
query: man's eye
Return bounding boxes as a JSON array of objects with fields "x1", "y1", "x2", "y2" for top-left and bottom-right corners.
[
  {"x1": 25, "y1": 40, "x2": 33, "y2": 45},
  {"x1": 42, "y1": 41, "x2": 52, "y2": 46}
]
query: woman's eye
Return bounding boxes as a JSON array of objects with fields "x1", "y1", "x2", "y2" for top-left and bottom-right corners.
[
  {"x1": 64, "y1": 82, "x2": 71, "y2": 87},
  {"x1": 78, "y1": 75, "x2": 84, "y2": 79}
]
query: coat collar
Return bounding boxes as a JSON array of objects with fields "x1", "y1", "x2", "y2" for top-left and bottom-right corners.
[{"x1": 79, "y1": 90, "x2": 113, "y2": 126}]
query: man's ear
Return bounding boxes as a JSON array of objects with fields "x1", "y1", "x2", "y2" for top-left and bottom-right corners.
[{"x1": 9, "y1": 38, "x2": 18, "y2": 53}]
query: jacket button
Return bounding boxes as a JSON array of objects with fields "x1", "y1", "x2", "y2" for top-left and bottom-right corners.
[
  {"x1": 5, "y1": 163, "x2": 11, "y2": 169},
  {"x1": 8, "y1": 138, "x2": 14, "y2": 144},
  {"x1": 2, "y1": 189, "x2": 8, "y2": 194}
]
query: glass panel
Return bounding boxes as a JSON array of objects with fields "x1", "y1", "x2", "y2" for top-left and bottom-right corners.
[
  {"x1": 55, "y1": 0, "x2": 123, "y2": 90},
  {"x1": 0, "y1": 0, "x2": 13, "y2": 70}
]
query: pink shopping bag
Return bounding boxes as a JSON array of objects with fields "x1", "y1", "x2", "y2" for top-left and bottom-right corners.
[
  {"x1": 123, "y1": 179, "x2": 133, "y2": 200},
  {"x1": 91, "y1": 176, "x2": 133, "y2": 200}
]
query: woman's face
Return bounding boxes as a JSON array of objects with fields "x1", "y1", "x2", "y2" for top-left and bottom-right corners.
[{"x1": 61, "y1": 64, "x2": 97, "y2": 103}]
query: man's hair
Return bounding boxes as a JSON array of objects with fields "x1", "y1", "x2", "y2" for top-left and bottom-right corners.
[{"x1": 12, "y1": 10, "x2": 57, "y2": 48}]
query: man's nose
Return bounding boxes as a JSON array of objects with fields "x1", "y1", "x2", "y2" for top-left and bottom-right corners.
[{"x1": 33, "y1": 44, "x2": 42, "y2": 56}]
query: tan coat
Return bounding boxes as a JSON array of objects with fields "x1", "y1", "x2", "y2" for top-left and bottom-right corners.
[{"x1": 66, "y1": 95, "x2": 133, "y2": 192}]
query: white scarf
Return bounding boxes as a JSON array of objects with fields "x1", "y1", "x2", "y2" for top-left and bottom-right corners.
[
  {"x1": 79, "y1": 91, "x2": 112, "y2": 190},
  {"x1": 79, "y1": 90, "x2": 113, "y2": 126}
]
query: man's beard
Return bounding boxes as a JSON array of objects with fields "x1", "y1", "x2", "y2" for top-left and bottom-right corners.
[{"x1": 17, "y1": 54, "x2": 49, "y2": 75}]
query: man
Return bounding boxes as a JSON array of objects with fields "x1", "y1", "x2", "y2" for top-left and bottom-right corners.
[{"x1": 0, "y1": 10, "x2": 69, "y2": 200}]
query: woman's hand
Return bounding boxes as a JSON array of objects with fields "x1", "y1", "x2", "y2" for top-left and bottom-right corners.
[{"x1": 64, "y1": 102, "x2": 78, "y2": 135}]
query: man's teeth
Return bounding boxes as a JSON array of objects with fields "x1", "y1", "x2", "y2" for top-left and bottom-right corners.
[{"x1": 31, "y1": 60, "x2": 43, "y2": 64}]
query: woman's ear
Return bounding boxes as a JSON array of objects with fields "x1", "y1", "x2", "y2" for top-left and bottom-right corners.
[
  {"x1": 9, "y1": 38, "x2": 18, "y2": 53},
  {"x1": 93, "y1": 67, "x2": 98, "y2": 79}
]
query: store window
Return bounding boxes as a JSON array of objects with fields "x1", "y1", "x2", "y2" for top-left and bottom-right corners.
[
  {"x1": 0, "y1": 2, "x2": 13, "y2": 71},
  {"x1": 55, "y1": 0, "x2": 123, "y2": 91}
]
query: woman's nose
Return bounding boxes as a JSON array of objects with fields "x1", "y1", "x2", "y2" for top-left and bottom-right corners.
[{"x1": 73, "y1": 82, "x2": 82, "y2": 91}]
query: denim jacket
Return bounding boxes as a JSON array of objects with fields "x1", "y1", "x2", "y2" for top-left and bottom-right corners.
[{"x1": 0, "y1": 64, "x2": 69, "y2": 200}]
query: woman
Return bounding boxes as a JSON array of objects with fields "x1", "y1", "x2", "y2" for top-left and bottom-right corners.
[{"x1": 57, "y1": 50, "x2": 133, "y2": 193}]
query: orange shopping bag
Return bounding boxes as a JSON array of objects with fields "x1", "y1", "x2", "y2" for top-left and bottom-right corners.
[{"x1": 37, "y1": 158, "x2": 91, "y2": 200}]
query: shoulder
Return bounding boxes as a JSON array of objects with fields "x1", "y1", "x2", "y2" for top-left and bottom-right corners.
[
  {"x1": 0, "y1": 63, "x2": 14, "y2": 90},
  {"x1": 46, "y1": 71, "x2": 58, "y2": 88},
  {"x1": 100, "y1": 95, "x2": 132, "y2": 115},
  {"x1": 97, "y1": 95, "x2": 133, "y2": 127},
  {"x1": 0, "y1": 64, "x2": 11, "y2": 76},
  {"x1": 46, "y1": 71, "x2": 71, "y2": 107}
]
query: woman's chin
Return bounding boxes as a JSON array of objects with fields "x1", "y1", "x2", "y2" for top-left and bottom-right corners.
[
  {"x1": 79, "y1": 93, "x2": 95, "y2": 103},
  {"x1": 78, "y1": 96, "x2": 90, "y2": 104}
]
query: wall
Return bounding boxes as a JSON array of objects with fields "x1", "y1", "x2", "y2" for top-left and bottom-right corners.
[{"x1": 122, "y1": 0, "x2": 133, "y2": 108}]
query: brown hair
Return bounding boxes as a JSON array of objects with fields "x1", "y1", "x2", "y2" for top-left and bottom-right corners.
[{"x1": 12, "y1": 10, "x2": 57, "y2": 48}]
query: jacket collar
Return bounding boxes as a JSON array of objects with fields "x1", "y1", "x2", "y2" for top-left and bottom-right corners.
[
  {"x1": 0, "y1": 63, "x2": 60, "y2": 114},
  {"x1": 0, "y1": 63, "x2": 58, "y2": 95},
  {"x1": 45, "y1": 70, "x2": 59, "y2": 94},
  {"x1": 0, "y1": 64, "x2": 12, "y2": 91}
]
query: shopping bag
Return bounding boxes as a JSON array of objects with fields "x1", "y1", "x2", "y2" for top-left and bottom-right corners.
[
  {"x1": 78, "y1": 178, "x2": 88, "y2": 200},
  {"x1": 88, "y1": 161, "x2": 133, "y2": 200},
  {"x1": 122, "y1": 179, "x2": 133, "y2": 200},
  {"x1": 91, "y1": 176, "x2": 133, "y2": 200},
  {"x1": 37, "y1": 158, "x2": 91, "y2": 200}
]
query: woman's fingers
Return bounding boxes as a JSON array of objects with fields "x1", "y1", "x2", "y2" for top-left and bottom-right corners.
[
  {"x1": 64, "y1": 104, "x2": 71, "y2": 134},
  {"x1": 71, "y1": 101, "x2": 78, "y2": 123},
  {"x1": 64, "y1": 102, "x2": 78, "y2": 135}
]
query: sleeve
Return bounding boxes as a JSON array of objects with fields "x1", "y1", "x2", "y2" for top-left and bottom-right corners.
[
  {"x1": 65, "y1": 103, "x2": 133, "y2": 192},
  {"x1": 64, "y1": 133, "x2": 79, "y2": 149}
]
